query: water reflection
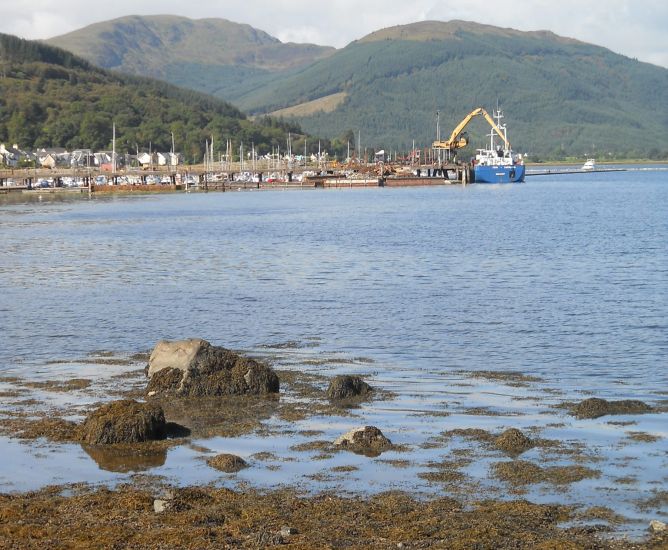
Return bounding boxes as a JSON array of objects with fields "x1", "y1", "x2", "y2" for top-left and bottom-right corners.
[{"x1": 81, "y1": 444, "x2": 167, "y2": 473}]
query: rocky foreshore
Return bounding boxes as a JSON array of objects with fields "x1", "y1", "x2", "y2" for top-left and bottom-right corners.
[{"x1": 0, "y1": 339, "x2": 666, "y2": 548}]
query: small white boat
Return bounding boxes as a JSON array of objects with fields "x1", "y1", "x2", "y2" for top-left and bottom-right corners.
[{"x1": 582, "y1": 159, "x2": 596, "y2": 171}]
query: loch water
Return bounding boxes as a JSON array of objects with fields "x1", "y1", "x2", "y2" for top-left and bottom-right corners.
[
  {"x1": 2, "y1": 169, "x2": 666, "y2": 385},
  {"x1": 1, "y1": 169, "x2": 666, "y2": 533}
]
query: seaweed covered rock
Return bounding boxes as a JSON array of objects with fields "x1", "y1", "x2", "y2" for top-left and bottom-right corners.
[
  {"x1": 334, "y1": 426, "x2": 392, "y2": 456},
  {"x1": 146, "y1": 339, "x2": 279, "y2": 397},
  {"x1": 572, "y1": 398, "x2": 653, "y2": 419},
  {"x1": 79, "y1": 400, "x2": 166, "y2": 445},
  {"x1": 206, "y1": 453, "x2": 248, "y2": 473},
  {"x1": 494, "y1": 428, "x2": 535, "y2": 455},
  {"x1": 327, "y1": 375, "x2": 372, "y2": 400}
]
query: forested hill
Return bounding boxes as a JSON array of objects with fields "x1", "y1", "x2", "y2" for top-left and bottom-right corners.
[
  {"x1": 0, "y1": 33, "x2": 302, "y2": 162},
  {"x1": 236, "y1": 20, "x2": 668, "y2": 158},
  {"x1": 45, "y1": 15, "x2": 334, "y2": 104}
]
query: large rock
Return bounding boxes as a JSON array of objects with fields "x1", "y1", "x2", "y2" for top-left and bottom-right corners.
[
  {"x1": 327, "y1": 375, "x2": 372, "y2": 400},
  {"x1": 206, "y1": 453, "x2": 248, "y2": 473},
  {"x1": 334, "y1": 426, "x2": 392, "y2": 456},
  {"x1": 572, "y1": 397, "x2": 653, "y2": 419},
  {"x1": 79, "y1": 399, "x2": 166, "y2": 445},
  {"x1": 147, "y1": 339, "x2": 279, "y2": 397},
  {"x1": 650, "y1": 520, "x2": 667, "y2": 533},
  {"x1": 494, "y1": 428, "x2": 534, "y2": 455}
]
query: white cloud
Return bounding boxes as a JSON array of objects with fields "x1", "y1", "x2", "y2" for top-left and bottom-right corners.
[{"x1": 0, "y1": 0, "x2": 665, "y2": 68}]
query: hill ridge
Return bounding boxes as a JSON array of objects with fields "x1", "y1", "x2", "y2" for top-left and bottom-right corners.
[
  {"x1": 0, "y1": 32, "x2": 306, "y2": 161},
  {"x1": 357, "y1": 19, "x2": 584, "y2": 46},
  {"x1": 35, "y1": 17, "x2": 668, "y2": 157}
]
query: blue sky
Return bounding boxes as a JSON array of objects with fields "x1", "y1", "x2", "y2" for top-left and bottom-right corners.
[{"x1": 1, "y1": 0, "x2": 666, "y2": 68}]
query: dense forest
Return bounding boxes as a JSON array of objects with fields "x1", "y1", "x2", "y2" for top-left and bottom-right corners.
[
  {"x1": 45, "y1": 17, "x2": 668, "y2": 159},
  {"x1": 5, "y1": 19, "x2": 668, "y2": 161},
  {"x1": 0, "y1": 33, "x2": 338, "y2": 163},
  {"x1": 234, "y1": 23, "x2": 668, "y2": 159}
]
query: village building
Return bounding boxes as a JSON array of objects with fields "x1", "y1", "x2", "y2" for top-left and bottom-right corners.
[
  {"x1": 0, "y1": 144, "x2": 32, "y2": 167},
  {"x1": 36, "y1": 148, "x2": 71, "y2": 168}
]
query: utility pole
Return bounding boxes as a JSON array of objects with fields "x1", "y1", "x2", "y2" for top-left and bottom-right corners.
[
  {"x1": 171, "y1": 131, "x2": 175, "y2": 172},
  {"x1": 436, "y1": 110, "x2": 442, "y2": 167},
  {"x1": 112, "y1": 122, "x2": 116, "y2": 175}
]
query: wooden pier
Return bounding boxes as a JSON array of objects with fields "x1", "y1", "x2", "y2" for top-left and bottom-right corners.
[{"x1": 0, "y1": 162, "x2": 475, "y2": 194}]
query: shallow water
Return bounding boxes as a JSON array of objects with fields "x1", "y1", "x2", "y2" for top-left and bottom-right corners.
[{"x1": 1, "y1": 170, "x2": 667, "y2": 535}]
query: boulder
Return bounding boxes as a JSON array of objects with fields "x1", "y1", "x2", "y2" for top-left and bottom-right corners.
[
  {"x1": 148, "y1": 339, "x2": 207, "y2": 378},
  {"x1": 327, "y1": 375, "x2": 372, "y2": 399},
  {"x1": 650, "y1": 520, "x2": 667, "y2": 533},
  {"x1": 334, "y1": 426, "x2": 392, "y2": 456},
  {"x1": 206, "y1": 453, "x2": 248, "y2": 473},
  {"x1": 78, "y1": 399, "x2": 166, "y2": 445},
  {"x1": 146, "y1": 339, "x2": 279, "y2": 397},
  {"x1": 572, "y1": 398, "x2": 653, "y2": 419},
  {"x1": 494, "y1": 428, "x2": 534, "y2": 455}
]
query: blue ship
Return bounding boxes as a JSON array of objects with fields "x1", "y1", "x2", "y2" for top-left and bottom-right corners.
[
  {"x1": 472, "y1": 109, "x2": 525, "y2": 184},
  {"x1": 474, "y1": 163, "x2": 526, "y2": 183}
]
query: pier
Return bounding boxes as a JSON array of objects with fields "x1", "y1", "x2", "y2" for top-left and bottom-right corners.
[
  {"x1": 4, "y1": 164, "x2": 662, "y2": 195},
  {"x1": 0, "y1": 162, "x2": 476, "y2": 194},
  {"x1": 526, "y1": 168, "x2": 627, "y2": 177}
]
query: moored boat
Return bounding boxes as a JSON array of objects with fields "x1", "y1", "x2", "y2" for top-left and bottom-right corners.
[
  {"x1": 472, "y1": 110, "x2": 525, "y2": 184},
  {"x1": 582, "y1": 158, "x2": 596, "y2": 171}
]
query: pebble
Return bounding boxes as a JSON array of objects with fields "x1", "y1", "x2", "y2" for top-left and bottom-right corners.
[
  {"x1": 280, "y1": 526, "x2": 297, "y2": 537},
  {"x1": 153, "y1": 499, "x2": 169, "y2": 513}
]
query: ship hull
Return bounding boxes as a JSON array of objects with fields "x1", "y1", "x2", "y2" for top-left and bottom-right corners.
[{"x1": 474, "y1": 164, "x2": 526, "y2": 183}]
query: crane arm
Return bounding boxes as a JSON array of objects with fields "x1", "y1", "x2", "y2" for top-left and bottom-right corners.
[{"x1": 432, "y1": 107, "x2": 510, "y2": 151}]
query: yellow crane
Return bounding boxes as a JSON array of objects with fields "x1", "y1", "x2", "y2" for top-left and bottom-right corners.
[{"x1": 433, "y1": 108, "x2": 510, "y2": 152}]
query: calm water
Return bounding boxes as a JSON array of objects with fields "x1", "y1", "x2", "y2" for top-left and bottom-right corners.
[
  {"x1": 1, "y1": 170, "x2": 667, "y2": 533},
  {"x1": 2, "y1": 170, "x2": 666, "y2": 391}
]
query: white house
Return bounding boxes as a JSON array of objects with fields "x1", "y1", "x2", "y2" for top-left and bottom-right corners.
[
  {"x1": 70, "y1": 149, "x2": 95, "y2": 168},
  {"x1": 0, "y1": 143, "x2": 26, "y2": 167},
  {"x1": 137, "y1": 152, "x2": 154, "y2": 167},
  {"x1": 157, "y1": 152, "x2": 180, "y2": 167}
]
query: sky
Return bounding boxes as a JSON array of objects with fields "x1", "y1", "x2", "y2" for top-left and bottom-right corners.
[{"x1": 1, "y1": 0, "x2": 667, "y2": 68}]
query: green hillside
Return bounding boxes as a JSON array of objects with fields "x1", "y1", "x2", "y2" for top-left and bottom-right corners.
[
  {"x1": 45, "y1": 15, "x2": 334, "y2": 103},
  {"x1": 0, "y1": 33, "x2": 302, "y2": 162},
  {"x1": 236, "y1": 21, "x2": 668, "y2": 158}
]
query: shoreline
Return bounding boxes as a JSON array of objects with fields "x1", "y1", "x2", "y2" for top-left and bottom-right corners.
[
  {"x1": 1, "y1": 344, "x2": 666, "y2": 547},
  {"x1": 4, "y1": 482, "x2": 666, "y2": 549}
]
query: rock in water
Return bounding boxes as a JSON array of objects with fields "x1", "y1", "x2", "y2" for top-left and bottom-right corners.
[
  {"x1": 327, "y1": 375, "x2": 372, "y2": 399},
  {"x1": 650, "y1": 520, "x2": 667, "y2": 533},
  {"x1": 334, "y1": 426, "x2": 392, "y2": 456},
  {"x1": 146, "y1": 339, "x2": 279, "y2": 397},
  {"x1": 572, "y1": 398, "x2": 652, "y2": 419},
  {"x1": 494, "y1": 428, "x2": 535, "y2": 455},
  {"x1": 206, "y1": 453, "x2": 248, "y2": 473},
  {"x1": 79, "y1": 400, "x2": 166, "y2": 445}
]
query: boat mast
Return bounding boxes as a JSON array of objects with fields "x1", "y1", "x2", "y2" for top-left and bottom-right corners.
[{"x1": 112, "y1": 122, "x2": 116, "y2": 174}]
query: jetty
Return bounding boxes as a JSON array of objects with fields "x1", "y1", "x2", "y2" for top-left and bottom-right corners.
[
  {"x1": 526, "y1": 167, "x2": 627, "y2": 177},
  {"x1": 0, "y1": 162, "x2": 476, "y2": 194}
]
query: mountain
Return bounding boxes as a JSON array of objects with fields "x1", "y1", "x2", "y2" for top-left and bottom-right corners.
[
  {"x1": 0, "y1": 32, "x2": 302, "y2": 162},
  {"x1": 45, "y1": 15, "x2": 334, "y2": 104},
  {"x1": 237, "y1": 20, "x2": 668, "y2": 158},
  {"x1": 43, "y1": 18, "x2": 668, "y2": 158}
]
